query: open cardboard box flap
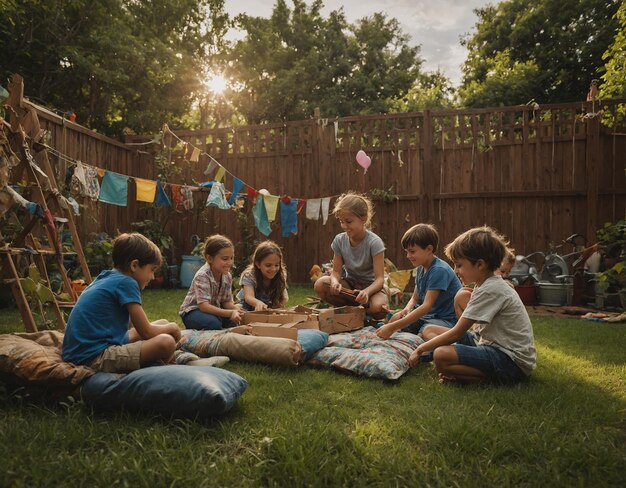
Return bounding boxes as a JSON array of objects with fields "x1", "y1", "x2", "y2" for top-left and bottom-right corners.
[
  {"x1": 248, "y1": 322, "x2": 301, "y2": 340},
  {"x1": 242, "y1": 310, "x2": 310, "y2": 325},
  {"x1": 292, "y1": 305, "x2": 365, "y2": 334}
]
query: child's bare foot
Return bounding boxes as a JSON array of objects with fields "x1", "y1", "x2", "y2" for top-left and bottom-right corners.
[
  {"x1": 228, "y1": 325, "x2": 252, "y2": 335},
  {"x1": 438, "y1": 373, "x2": 457, "y2": 384}
]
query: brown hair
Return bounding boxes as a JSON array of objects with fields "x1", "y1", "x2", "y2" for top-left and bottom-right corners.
[
  {"x1": 242, "y1": 240, "x2": 288, "y2": 308},
  {"x1": 203, "y1": 234, "x2": 234, "y2": 258},
  {"x1": 112, "y1": 233, "x2": 162, "y2": 271},
  {"x1": 444, "y1": 226, "x2": 509, "y2": 271},
  {"x1": 332, "y1": 192, "x2": 374, "y2": 228},
  {"x1": 401, "y1": 223, "x2": 439, "y2": 252}
]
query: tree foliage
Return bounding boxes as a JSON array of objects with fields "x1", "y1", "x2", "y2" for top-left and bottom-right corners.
[
  {"x1": 0, "y1": 0, "x2": 229, "y2": 137},
  {"x1": 220, "y1": 0, "x2": 423, "y2": 124},
  {"x1": 601, "y1": 0, "x2": 626, "y2": 100},
  {"x1": 459, "y1": 50, "x2": 543, "y2": 107},
  {"x1": 460, "y1": 0, "x2": 620, "y2": 107},
  {"x1": 387, "y1": 71, "x2": 456, "y2": 112}
]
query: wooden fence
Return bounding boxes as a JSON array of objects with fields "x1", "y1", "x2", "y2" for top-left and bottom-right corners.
[{"x1": 32, "y1": 99, "x2": 626, "y2": 283}]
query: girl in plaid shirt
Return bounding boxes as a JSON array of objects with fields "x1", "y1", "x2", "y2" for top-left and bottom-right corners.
[{"x1": 179, "y1": 235, "x2": 243, "y2": 330}]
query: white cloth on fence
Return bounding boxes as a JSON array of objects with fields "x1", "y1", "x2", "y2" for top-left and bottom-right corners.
[
  {"x1": 306, "y1": 198, "x2": 321, "y2": 220},
  {"x1": 321, "y1": 197, "x2": 331, "y2": 224}
]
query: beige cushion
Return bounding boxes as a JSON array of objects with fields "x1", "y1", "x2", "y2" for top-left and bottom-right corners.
[
  {"x1": 216, "y1": 333, "x2": 302, "y2": 367},
  {"x1": 179, "y1": 329, "x2": 302, "y2": 367}
]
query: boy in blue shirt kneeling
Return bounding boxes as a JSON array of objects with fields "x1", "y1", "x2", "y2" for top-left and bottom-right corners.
[{"x1": 376, "y1": 223, "x2": 461, "y2": 339}]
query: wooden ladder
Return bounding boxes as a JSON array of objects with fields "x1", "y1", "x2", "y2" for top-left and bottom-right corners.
[{"x1": 1, "y1": 74, "x2": 92, "y2": 331}]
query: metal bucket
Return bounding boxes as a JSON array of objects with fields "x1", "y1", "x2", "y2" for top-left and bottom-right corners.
[{"x1": 537, "y1": 282, "x2": 572, "y2": 306}]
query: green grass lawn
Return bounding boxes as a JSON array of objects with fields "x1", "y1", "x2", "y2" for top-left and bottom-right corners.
[{"x1": 1, "y1": 284, "x2": 625, "y2": 487}]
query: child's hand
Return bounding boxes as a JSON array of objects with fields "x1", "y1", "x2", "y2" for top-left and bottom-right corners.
[
  {"x1": 230, "y1": 308, "x2": 243, "y2": 324},
  {"x1": 329, "y1": 279, "x2": 342, "y2": 295},
  {"x1": 375, "y1": 324, "x2": 394, "y2": 340},
  {"x1": 355, "y1": 290, "x2": 369, "y2": 305},
  {"x1": 408, "y1": 346, "x2": 425, "y2": 368},
  {"x1": 254, "y1": 301, "x2": 268, "y2": 311},
  {"x1": 168, "y1": 323, "x2": 182, "y2": 342},
  {"x1": 388, "y1": 309, "x2": 407, "y2": 323}
]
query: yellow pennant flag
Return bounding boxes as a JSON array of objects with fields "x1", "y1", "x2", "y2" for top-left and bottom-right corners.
[
  {"x1": 263, "y1": 194, "x2": 279, "y2": 222},
  {"x1": 135, "y1": 178, "x2": 157, "y2": 203},
  {"x1": 214, "y1": 166, "x2": 226, "y2": 182}
]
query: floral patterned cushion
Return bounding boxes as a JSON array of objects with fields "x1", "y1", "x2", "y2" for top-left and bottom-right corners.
[{"x1": 307, "y1": 326, "x2": 424, "y2": 380}]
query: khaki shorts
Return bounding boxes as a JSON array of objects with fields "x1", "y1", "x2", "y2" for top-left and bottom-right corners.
[{"x1": 89, "y1": 341, "x2": 142, "y2": 373}]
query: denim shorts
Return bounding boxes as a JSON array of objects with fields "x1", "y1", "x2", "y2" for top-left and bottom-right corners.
[
  {"x1": 182, "y1": 308, "x2": 233, "y2": 330},
  {"x1": 454, "y1": 342, "x2": 527, "y2": 384}
]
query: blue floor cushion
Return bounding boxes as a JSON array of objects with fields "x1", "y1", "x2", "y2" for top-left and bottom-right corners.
[
  {"x1": 81, "y1": 364, "x2": 247, "y2": 418},
  {"x1": 297, "y1": 329, "x2": 329, "y2": 360}
]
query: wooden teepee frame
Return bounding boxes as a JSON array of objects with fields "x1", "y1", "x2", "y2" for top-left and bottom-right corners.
[{"x1": 1, "y1": 74, "x2": 92, "y2": 332}]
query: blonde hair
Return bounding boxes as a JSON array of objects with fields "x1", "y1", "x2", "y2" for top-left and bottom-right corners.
[
  {"x1": 242, "y1": 240, "x2": 288, "y2": 308},
  {"x1": 503, "y1": 248, "x2": 516, "y2": 265},
  {"x1": 444, "y1": 226, "x2": 510, "y2": 271},
  {"x1": 332, "y1": 192, "x2": 374, "y2": 228}
]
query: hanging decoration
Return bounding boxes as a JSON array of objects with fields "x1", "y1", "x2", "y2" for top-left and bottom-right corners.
[{"x1": 356, "y1": 149, "x2": 372, "y2": 173}]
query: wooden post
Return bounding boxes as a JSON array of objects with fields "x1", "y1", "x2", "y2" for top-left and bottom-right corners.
[
  {"x1": 420, "y1": 110, "x2": 431, "y2": 223},
  {"x1": 0, "y1": 251, "x2": 37, "y2": 332},
  {"x1": 585, "y1": 102, "x2": 600, "y2": 243}
]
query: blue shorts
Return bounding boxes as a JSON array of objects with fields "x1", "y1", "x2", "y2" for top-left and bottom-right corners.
[
  {"x1": 454, "y1": 342, "x2": 527, "y2": 384},
  {"x1": 418, "y1": 328, "x2": 475, "y2": 363},
  {"x1": 402, "y1": 317, "x2": 456, "y2": 335}
]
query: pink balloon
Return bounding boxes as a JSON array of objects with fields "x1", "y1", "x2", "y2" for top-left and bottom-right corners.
[{"x1": 356, "y1": 150, "x2": 371, "y2": 173}]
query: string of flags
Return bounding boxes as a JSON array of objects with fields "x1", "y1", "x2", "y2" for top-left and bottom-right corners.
[{"x1": 36, "y1": 123, "x2": 350, "y2": 238}]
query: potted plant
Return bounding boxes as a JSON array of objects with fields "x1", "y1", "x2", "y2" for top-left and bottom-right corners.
[
  {"x1": 596, "y1": 220, "x2": 626, "y2": 308},
  {"x1": 130, "y1": 219, "x2": 174, "y2": 287}
]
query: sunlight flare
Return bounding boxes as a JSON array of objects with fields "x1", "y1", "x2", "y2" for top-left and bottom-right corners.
[{"x1": 205, "y1": 73, "x2": 228, "y2": 94}]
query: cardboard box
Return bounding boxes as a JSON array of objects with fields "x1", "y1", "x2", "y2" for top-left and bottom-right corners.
[
  {"x1": 292, "y1": 305, "x2": 365, "y2": 334},
  {"x1": 242, "y1": 306, "x2": 366, "y2": 335}
]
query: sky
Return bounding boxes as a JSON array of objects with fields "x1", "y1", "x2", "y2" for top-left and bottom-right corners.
[{"x1": 222, "y1": 0, "x2": 494, "y2": 86}]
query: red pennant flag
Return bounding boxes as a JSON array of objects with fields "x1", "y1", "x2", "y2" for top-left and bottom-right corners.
[
  {"x1": 246, "y1": 186, "x2": 258, "y2": 198},
  {"x1": 296, "y1": 199, "x2": 306, "y2": 215}
]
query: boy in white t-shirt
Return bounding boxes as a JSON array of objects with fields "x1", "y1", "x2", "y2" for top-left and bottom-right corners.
[{"x1": 409, "y1": 226, "x2": 536, "y2": 385}]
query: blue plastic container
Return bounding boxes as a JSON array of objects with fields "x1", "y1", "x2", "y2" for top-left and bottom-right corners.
[{"x1": 180, "y1": 255, "x2": 204, "y2": 288}]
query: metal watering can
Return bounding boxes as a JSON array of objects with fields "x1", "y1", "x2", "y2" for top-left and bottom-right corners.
[{"x1": 509, "y1": 252, "x2": 542, "y2": 285}]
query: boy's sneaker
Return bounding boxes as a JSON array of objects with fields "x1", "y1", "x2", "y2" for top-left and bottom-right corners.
[{"x1": 187, "y1": 356, "x2": 230, "y2": 368}]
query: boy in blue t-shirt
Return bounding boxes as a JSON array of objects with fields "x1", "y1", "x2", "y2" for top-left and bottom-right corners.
[
  {"x1": 376, "y1": 223, "x2": 461, "y2": 339},
  {"x1": 62, "y1": 233, "x2": 181, "y2": 373}
]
